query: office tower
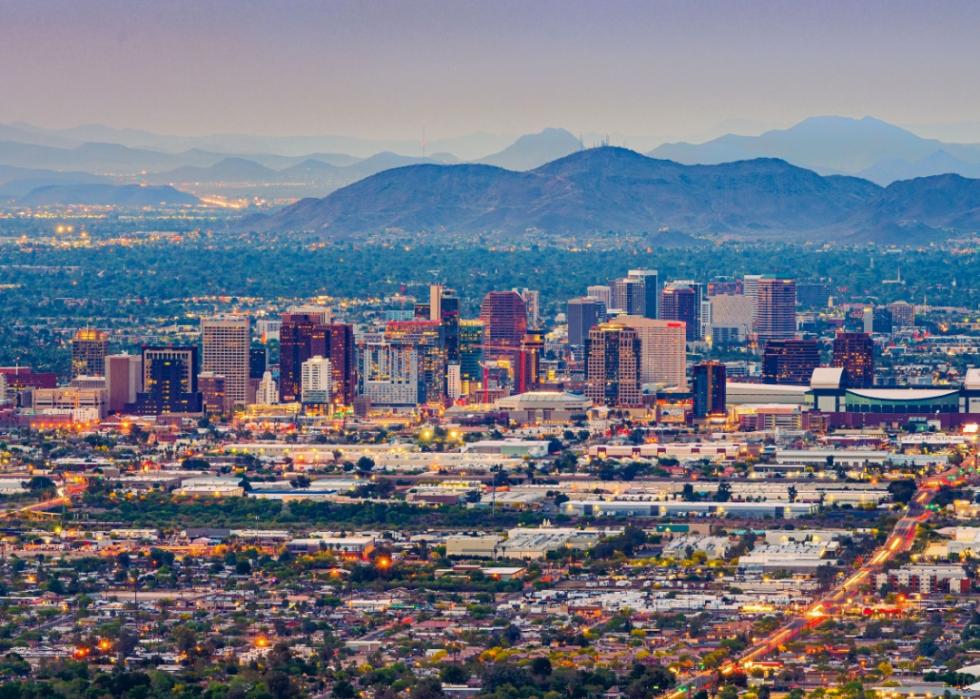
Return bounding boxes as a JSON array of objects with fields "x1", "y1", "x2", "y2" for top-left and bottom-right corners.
[
  {"x1": 198, "y1": 372, "x2": 227, "y2": 415},
  {"x1": 693, "y1": 361, "x2": 726, "y2": 418},
  {"x1": 141, "y1": 346, "x2": 198, "y2": 396},
  {"x1": 710, "y1": 294, "x2": 755, "y2": 347},
  {"x1": 385, "y1": 320, "x2": 445, "y2": 404},
  {"x1": 833, "y1": 332, "x2": 874, "y2": 388},
  {"x1": 872, "y1": 306, "x2": 893, "y2": 334},
  {"x1": 889, "y1": 301, "x2": 915, "y2": 329},
  {"x1": 513, "y1": 288, "x2": 541, "y2": 330},
  {"x1": 755, "y1": 279, "x2": 797, "y2": 343},
  {"x1": 359, "y1": 337, "x2": 420, "y2": 406},
  {"x1": 861, "y1": 306, "x2": 875, "y2": 334},
  {"x1": 567, "y1": 297, "x2": 606, "y2": 348},
  {"x1": 761, "y1": 339, "x2": 819, "y2": 385},
  {"x1": 609, "y1": 316, "x2": 687, "y2": 389},
  {"x1": 104, "y1": 353, "x2": 141, "y2": 413},
  {"x1": 301, "y1": 355, "x2": 331, "y2": 405},
  {"x1": 0, "y1": 374, "x2": 6, "y2": 405},
  {"x1": 429, "y1": 284, "x2": 444, "y2": 322},
  {"x1": 436, "y1": 286, "x2": 461, "y2": 363},
  {"x1": 480, "y1": 291, "x2": 528, "y2": 360},
  {"x1": 518, "y1": 331, "x2": 544, "y2": 393},
  {"x1": 135, "y1": 346, "x2": 201, "y2": 415},
  {"x1": 256, "y1": 371, "x2": 278, "y2": 404},
  {"x1": 201, "y1": 315, "x2": 249, "y2": 411},
  {"x1": 447, "y1": 364, "x2": 462, "y2": 402},
  {"x1": 325, "y1": 324, "x2": 357, "y2": 407},
  {"x1": 459, "y1": 319, "x2": 484, "y2": 383},
  {"x1": 661, "y1": 283, "x2": 700, "y2": 341},
  {"x1": 586, "y1": 285, "x2": 612, "y2": 309},
  {"x1": 279, "y1": 312, "x2": 327, "y2": 402},
  {"x1": 611, "y1": 276, "x2": 645, "y2": 315},
  {"x1": 743, "y1": 274, "x2": 764, "y2": 311},
  {"x1": 628, "y1": 269, "x2": 660, "y2": 319},
  {"x1": 71, "y1": 328, "x2": 109, "y2": 378},
  {"x1": 584, "y1": 323, "x2": 641, "y2": 407},
  {"x1": 796, "y1": 281, "x2": 831, "y2": 309},
  {"x1": 249, "y1": 348, "x2": 267, "y2": 379}
]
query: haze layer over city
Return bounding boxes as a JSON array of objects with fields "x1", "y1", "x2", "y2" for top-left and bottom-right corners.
[{"x1": 1, "y1": 2, "x2": 980, "y2": 699}]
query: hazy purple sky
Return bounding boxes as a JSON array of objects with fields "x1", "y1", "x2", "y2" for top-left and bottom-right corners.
[{"x1": 3, "y1": 0, "x2": 980, "y2": 144}]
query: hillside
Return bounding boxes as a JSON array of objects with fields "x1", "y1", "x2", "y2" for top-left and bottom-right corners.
[{"x1": 246, "y1": 147, "x2": 893, "y2": 240}]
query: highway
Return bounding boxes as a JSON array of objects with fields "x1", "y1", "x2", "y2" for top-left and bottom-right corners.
[
  {"x1": 0, "y1": 480, "x2": 86, "y2": 520},
  {"x1": 665, "y1": 460, "x2": 974, "y2": 698}
]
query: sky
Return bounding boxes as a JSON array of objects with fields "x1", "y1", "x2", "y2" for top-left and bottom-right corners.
[{"x1": 3, "y1": 0, "x2": 980, "y2": 146}]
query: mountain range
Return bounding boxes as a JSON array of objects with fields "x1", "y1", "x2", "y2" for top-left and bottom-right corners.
[
  {"x1": 245, "y1": 147, "x2": 980, "y2": 244},
  {"x1": 650, "y1": 116, "x2": 980, "y2": 184}
]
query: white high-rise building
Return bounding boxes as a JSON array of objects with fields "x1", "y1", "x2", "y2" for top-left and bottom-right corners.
[
  {"x1": 256, "y1": 371, "x2": 278, "y2": 405},
  {"x1": 301, "y1": 355, "x2": 332, "y2": 404},
  {"x1": 358, "y1": 339, "x2": 419, "y2": 407},
  {"x1": 609, "y1": 316, "x2": 687, "y2": 389},
  {"x1": 0, "y1": 373, "x2": 7, "y2": 404},
  {"x1": 447, "y1": 363, "x2": 462, "y2": 401},
  {"x1": 201, "y1": 315, "x2": 250, "y2": 411}
]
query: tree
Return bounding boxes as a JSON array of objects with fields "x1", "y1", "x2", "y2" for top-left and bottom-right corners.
[
  {"x1": 530, "y1": 657, "x2": 553, "y2": 678},
  {"x1": 787, "y1": 485, "x2": 798, "y2": 503},
  {"x1": 440, "y1": 664, "x2": 469, "y2": 684},
  {"x1": 289, "y1": 475, "x2": 311, "y2": 489},
  {"x1": 356, "y1": 456, "x2": 375, "y2": 473},
  {"x1": 682, "y1": 483, "x2": 696, "y2": 501},
  {"x1": 715, "y1": 481, "x2": 732, "y2": 502},
  {"x1": 410, "y1": 678, "x2": 445, "y2": 699}
]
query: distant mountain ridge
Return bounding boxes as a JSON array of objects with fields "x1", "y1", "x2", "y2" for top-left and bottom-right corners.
[
  {"x1": 650, "y1": 116, "x2": 980, "y2": 184},
  {"x1": 245, "y1": 146, "x2": 974, "y2": 243},
  {"x1": 19, "y1": 184, "x2": 198, "y2": 207}
]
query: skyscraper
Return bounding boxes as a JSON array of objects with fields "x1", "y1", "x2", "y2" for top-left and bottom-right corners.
[
  {"x1": 325, "y1": 324, "x2": 357, "y2": 407},
  {"x1": 135, "y1": 346, "x2": 201, "y2": 415},
  {"x1": 385, "y1": 320, "x2": 445, "y2": 405},
  {"x1": 301, "y1": 355, "x2": 332, "y2": 405},
  {"x1": 661, "y1": 284, "x2": 700, "y2": 342},
  {"x1": 586, "y1": 285, "x2": 612, "y2": 310},
  {"x1": 358, "y1": 337, "x2": 420, "y2": 406},
  {"x1": 693, "y1": 361, "x2": 726, "y2": 418},
  {"x1": 104, "y1": 353, "x2": 141, "y2": 414},
  {"x1": 567, "y1": 297, "x2": 606, "y2": 348},
  {"x1": 279, "y1": 311, "x2": 328, "y2": 402},
  {"x1": 71, "y1": 328, "x2": 109, "y2": 377},
  {"x1": 832, "y1": 332, "x2": 874, "y2": 388},
  {"x1": 459, "y1": 319, "x2": 484, "y2": 384},
  {"x1": 201, "y1": 315, "x2": 249, "y2": 411},
  {"x1": 198, "y1": 372, "x2": 227, "y2": 415},
  {"x1": 755, "y1": 279, "x2": 797, "y2": 343},
  {"x1": 609, "y1": 316, "x2": 687, "y2": 389},
  {"x1": 628, "y1": 269, "x2": 659, "y2": 319},
  {"x1": 761, "y1": 338, "x2": 819, "y2": 385},
  {"x1": 480, "y1": 291, "x2": 528, "y2": 360},
  {"x1": 611, "y1": 276, "x2": 645, "y2": 315},
  {"x1": 514, "y1": 288, "x2": 541, "y2": 329},
  {"x1": 584, "y1": 323, "x2": 641, "y2": 407}
]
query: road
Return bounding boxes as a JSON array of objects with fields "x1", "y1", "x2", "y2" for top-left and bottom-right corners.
[
  {"x1": 0, "y1": 480, "x2": 86, "y2": 520},
  {"x1": 665, "y1": 461, "x2": 974, "y2": 698}
]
